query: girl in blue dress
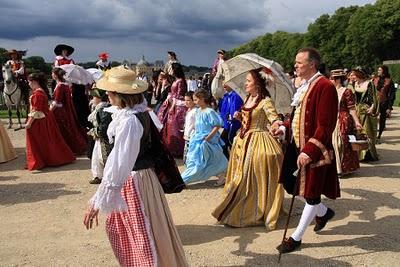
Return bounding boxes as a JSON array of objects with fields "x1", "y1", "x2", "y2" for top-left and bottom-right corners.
[{"x1": 182, "y1": 90, "x2": 228, "y2": 184}]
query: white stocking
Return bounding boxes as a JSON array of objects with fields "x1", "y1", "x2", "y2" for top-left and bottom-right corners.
[
  {"x1": 316, "y1": 203, "x2": 328, "y2": 217},
  {"x1": 291, "y1": 203, "x2": 319, "y2": 241}
]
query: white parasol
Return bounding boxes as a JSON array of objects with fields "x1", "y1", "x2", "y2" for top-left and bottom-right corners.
[
  {"x1": 86, "y1": 68, "x2": 104, "y2": 81},
  {"x1": 220, "y1": 53, "x2": 295, "y2": 114},
  {"x1": 59, "y1": 64, "x2": 94, "y2": 85}
]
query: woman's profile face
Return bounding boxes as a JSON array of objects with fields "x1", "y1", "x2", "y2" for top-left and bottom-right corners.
[
  {"x1": 245, "y1": 73, "x2": 256, "y2": 94},
  {"x1": 28, "y1": 79, "x2": 38, "y2": 90},
  {"x1": 377, "y1": 67, "x2": 383, "y2": 76},
  {"x1": 107, "y1": 92, "x2": 119, "y2": 106}
]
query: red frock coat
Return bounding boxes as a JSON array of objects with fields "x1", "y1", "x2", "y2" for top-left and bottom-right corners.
[
  {"x1": 52, "y1": 83, "x2": 87, "y2": 154},
  {"x1": 280, "y1": 76, "x2": 340, "y2": 200},
  {"x1": 26, "y1": 88, "x2": 75, "y2": 170}
]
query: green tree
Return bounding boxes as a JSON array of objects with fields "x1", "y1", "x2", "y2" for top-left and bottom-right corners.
[
  {"x1": 24, "y1": 56, "x2": 52, "y2": 75},
  {"x1": 229, "y1": 0, "x2": 400, "y2": 73},
  {"x1": 0, "y1": 47, "x2": 8, "y2": 66}
]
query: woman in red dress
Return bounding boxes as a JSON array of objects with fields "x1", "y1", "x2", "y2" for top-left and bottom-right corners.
[
  {"x1": 50, "y1": 68, "x2": 87, "y2": 155},
  {"x1": 330, "y1": 69, "x2": 363, "y2": 175},
  {"x1": 157, "y1": 63, "x2": 188, "y2": 156},
  {"x1": 25, "y1": 73, "x2": 75, "y2": 171}
]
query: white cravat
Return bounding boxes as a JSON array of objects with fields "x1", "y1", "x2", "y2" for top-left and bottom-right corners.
[{"x1": 291, "y1": 72, "x2": 321, "y2": 107}]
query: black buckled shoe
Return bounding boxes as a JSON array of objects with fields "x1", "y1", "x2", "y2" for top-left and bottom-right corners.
[
  {"x1": 314, "y1": 207, "x2": 335, "y2": 232},
  {"x1": 89, "y1": 177, "x2": 102, "y2": 184},
  {"x1": 276, "y1": 237, "x2": 302, "y2": 253}
]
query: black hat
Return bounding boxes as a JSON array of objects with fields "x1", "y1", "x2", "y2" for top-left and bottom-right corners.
[
  {"x1": 217, "y1": 49, "x2": 226, "y2": 55},
  {"x1": 54, "y1": 44, "x2": 74, "y2": 56},
  {"x1": 167, "y1": 51, "x2": 176, "y2": 57}
]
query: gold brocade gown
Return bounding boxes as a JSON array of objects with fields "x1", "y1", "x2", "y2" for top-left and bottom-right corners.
[
  {"x1": 0, "y1": 120, "x2": 17, "y2": 163},
  {"x1": 212, "y1": 98, "x2": 284, "y2": 230}
]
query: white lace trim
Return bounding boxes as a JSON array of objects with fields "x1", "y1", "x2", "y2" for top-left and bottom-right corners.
[
  {"x1": 291, "y1": 72, "x2": 321, "y2": 107},
  {"x1": 89, "y1": 182, "x2": 127, "y2": 215}
]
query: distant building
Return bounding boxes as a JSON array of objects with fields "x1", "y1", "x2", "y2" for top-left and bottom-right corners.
[{"x1": 126, "y1": 55, "x2": 164, "y2": 78}]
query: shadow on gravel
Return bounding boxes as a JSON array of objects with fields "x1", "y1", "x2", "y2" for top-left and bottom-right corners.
[
  {"x1": 226, "y1": 251, "x2": 353, "y2": 266},
  {"x1": 0, "y1": 182, "x2": 80, "y2": 205},
  {"x1": 178, "y1": 187, "x2": 399, "y2": 265}
]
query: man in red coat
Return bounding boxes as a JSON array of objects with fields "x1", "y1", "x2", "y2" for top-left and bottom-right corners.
[{"x1": 275, "y1": 48, "x2": 340, "y2": 253}]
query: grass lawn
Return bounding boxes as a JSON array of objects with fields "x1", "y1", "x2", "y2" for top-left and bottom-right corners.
[
  {"x1": 0, "y1": 109, "x2": 27, "y2": 119},
  {"x1": 396, "y1": 90, "x2": 400, "y2": 107}
]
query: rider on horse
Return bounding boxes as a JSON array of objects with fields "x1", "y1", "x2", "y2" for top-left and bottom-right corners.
[{"x1": 6, "y1": 49, "x2": 30, "y2": 113}]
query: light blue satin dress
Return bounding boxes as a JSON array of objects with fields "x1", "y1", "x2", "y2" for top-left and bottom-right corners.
[{"x1": 181, "y1": 108, "x2": 228, "y2": 184}]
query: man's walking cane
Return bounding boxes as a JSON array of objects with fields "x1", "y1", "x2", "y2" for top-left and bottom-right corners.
[{"x1": 278, "y1": 168, "x2": 300, "y2": 263}]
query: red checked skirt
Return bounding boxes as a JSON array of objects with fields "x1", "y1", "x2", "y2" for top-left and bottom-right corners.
[{"x1": 105, "y1": 168, "x2": 188, "y2": 267}]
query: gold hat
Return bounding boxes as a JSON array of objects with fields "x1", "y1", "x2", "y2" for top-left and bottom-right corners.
[{"x1": 96, "y1": 66, "x2": 148, "y2": 94}]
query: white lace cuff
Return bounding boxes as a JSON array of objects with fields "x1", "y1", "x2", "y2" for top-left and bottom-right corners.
[
  {"x1": 28, "y1": 111, "x2": 45, "y2": 119},
  {"x1": 89, "y1": 183, "x2": 127, "y2": 215}
]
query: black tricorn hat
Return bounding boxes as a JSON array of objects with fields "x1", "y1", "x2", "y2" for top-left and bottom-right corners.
[
  {"x1": 167, "y1": 51, "x2": 176, "y2": 57},
  {"x1": 54, "y1": 44, "x2": 74, "y2": 56}
]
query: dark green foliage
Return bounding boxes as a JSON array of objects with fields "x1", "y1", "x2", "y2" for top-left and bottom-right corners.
[{"x1": 230, "y1": 0, "x2": 400, "y2": 73}]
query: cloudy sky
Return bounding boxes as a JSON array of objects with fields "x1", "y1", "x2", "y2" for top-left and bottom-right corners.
[{"x1": 0, "y1": 0, "x2": 375, "y2": 66}]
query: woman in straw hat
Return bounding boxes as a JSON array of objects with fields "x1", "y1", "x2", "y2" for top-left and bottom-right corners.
[
  {"x1": 83, "y1": 67, "x2": 188, "y2": 267},
  {"x1": 330, "y1": 69, "x2": 363, "y2": 176},
  {"x1": 351, "y1": 67, "x2": 379, "y2": 161}
]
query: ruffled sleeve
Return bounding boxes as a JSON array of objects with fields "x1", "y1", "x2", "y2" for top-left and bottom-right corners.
[
  {"x1": 174, "y1": 79, "x2": 187, "y2": 100},
  {"x1": 344, "y1": 88, "x2": 356, "y2": 110},
  {"x1": 89, "y1": 113, "x2": 143, "y2": 214},
  {"x1": 28, "y1": 91, "x2": 47, "y2": 118},
  {"x1": 207, "y1": 108, "x2": 223, "y2": 127},
  {"x1": 262, "y1": 98, "x2": 280, "y2": 124}
]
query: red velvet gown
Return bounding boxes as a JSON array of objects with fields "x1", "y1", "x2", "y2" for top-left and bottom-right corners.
[
  {"x1": 52, "y1": 82, "x2": 87, "y2": 155},
  {"x1": 157, "y1": 78, "x2": 188, "y2": 156},
  {"x1": 338, "y1": 88, "x2": 360, "y2": 174},
  {"x1": 26, "y1": 88, "x2": 75, "y2": 170}
]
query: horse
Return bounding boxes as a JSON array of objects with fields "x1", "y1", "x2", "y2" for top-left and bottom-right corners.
[{"x1": 2, "y1": 64, "x2": 23, "y2": 129}]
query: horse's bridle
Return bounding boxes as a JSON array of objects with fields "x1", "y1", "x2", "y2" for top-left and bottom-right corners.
[{"x1": 2, "y1": 65, "x2": 20, "y2": 105}]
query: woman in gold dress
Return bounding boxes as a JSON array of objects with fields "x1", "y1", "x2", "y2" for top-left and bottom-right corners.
[
  {"x1": 212, "y1": 69, "x2": 284, "y2": 230},
  {"x1": 0, "y1": 119, "x2": 17, "y2": 163}
]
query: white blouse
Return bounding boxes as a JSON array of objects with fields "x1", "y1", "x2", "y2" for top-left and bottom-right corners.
[
  {"x1": 184, "y1": 108, "x2": 197, "y2": 140},
  {"x1": 89, "y1": 103, "x2": 151, "y2": 214}
]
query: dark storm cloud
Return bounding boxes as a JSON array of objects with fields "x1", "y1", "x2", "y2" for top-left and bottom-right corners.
[{"x1": 0, "y1": 0, "x2": 268, "y2": 42}]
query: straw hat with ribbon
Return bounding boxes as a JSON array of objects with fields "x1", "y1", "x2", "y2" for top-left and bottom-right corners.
[
  {"x1": 330, "y1": 69, "x2": 347, "y2": 78},
  {"x1": 96, "y1": 66, "x2": 148, "y2": 94}
]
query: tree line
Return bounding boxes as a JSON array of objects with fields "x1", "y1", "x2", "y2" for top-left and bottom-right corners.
[{"x1": 228, "y1": 0, "x2": 400, "y2": 81}]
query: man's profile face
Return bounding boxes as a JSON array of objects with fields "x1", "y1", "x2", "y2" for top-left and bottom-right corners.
[{"x1": 294, "y1": 52, "x2": 314, "y2": 79}]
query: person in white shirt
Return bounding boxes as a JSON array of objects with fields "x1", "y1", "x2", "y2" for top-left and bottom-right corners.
[
  {"x1": 187, "y1": 76, "x2": 198, "y2": 92},
  {"x1": 96, "y1": 52, "x2": 111, "y2": 71},
  {"x1": 183, "y1": 91, "x2": 196, "y2": 164},
  {"x1": 83, "y1": 67, "x2": 188, "y2": 267}
]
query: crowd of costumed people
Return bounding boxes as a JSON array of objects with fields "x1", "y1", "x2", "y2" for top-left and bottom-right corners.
[{"x1": 0, "y1": 45, "x2": 397, "y2": 265}]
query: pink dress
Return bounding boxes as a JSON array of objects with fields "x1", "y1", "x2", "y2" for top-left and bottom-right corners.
[{"x1": 157, "y1": 78, "x2": 188, "y2": 156}]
